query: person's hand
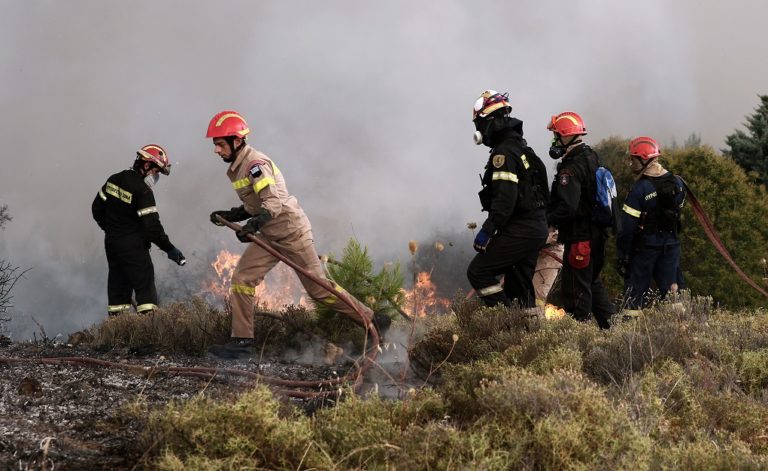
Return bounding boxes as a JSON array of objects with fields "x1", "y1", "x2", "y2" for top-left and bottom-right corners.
[
  {"x1": 209, "y1": 210, "x2": 231, "y2": 226},
  {"x1": 236, "y1": 218, "x2": 260, "y2": 243},
  {"x1": 473, "y1": 229, "x2": 492, "y2": 253},
  {"x1": 167, "y1": 247, "x2": 186, "y2": 266}
]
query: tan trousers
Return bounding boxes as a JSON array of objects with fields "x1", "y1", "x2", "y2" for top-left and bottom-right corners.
[
  {"x1": 229, "y1": 231, "x2": 372, "y2": 338},
  {"x1": 533, "y1": 243, "x2": 564, "y2": 303}
]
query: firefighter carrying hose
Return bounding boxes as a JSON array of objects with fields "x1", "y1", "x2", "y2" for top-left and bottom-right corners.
[
  {"x1": 205, "y1": 110, "x2": 383, "y2": 358},
  {"x1": 91, "y1": 145, "x2": 186, "y2": 317},
  {"x1": 546, "y1": 112, "x2": 615, "y2": 329},
  {"x1": 617, "y1": 136, "x2": 685, "y2": 316},
  {"x1": 466, "y1": 91, "x2": 549, "y2": 308}
]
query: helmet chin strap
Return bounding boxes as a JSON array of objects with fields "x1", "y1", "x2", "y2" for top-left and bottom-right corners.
[{"x1": 223, "y1": 136, "x2": 246, "y2": 163}]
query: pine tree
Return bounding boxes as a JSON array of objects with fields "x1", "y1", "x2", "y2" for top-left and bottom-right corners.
[
  {"x1": 315, "y1": 238, "x2": 405, "y2": 322},
  {"x1": 724, "y1": 95, "x2": 768, "y2": 185}
]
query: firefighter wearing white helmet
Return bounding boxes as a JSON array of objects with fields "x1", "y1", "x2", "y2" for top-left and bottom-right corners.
[
  {"x1": 91, "y1": 144, "x2": 185, "y2": 317},
  {"x1": 467, "y1": 90, "x2": 550, "y2": 308},
  {"x1": 204, "y1": 110, "x2": 386, "y2": 358}
]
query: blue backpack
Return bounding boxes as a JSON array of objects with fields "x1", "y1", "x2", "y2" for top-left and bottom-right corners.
[{"x1": 592, "y1": 165, "x2": 621, "y2": 234}]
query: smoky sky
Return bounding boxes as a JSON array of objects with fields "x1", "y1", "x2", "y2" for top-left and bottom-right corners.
[{"x1": 0, "y1": 0, "x2": 766, "y2": 338}]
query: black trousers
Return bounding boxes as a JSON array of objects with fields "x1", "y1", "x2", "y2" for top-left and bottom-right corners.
[
  {"x1": 105, "y1": 236, "x2": 158, "y2": 314},
  {"x1": 561, "y1": 235, "x2": 615, "y2": 329},
  {"x1": 467, "y1": 233, "x2": 546, "y2": 308}
]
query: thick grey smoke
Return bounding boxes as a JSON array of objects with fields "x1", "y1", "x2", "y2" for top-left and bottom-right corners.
[{"x1": 1, "y1": 1, "x2": 766, "y2": 338}]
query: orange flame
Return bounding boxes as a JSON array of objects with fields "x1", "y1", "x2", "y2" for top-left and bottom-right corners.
[
  {"x1": 201, "y1": 249, "x2": 311, "y2": 309},
  {"x1": 403, "y1": 271, "x2": 451, "y2": 317},
  {"x1": 544, "y1": 303, "x2": 566, "y2": 320}
]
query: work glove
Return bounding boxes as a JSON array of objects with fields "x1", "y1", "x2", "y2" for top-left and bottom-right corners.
[
  {"x1": 167, "y1": 247, "x2": 186, "y2": 266},
  {"x1": 473, "y1": 229, "x2": 492, "y2": 253},
  {"x1": 616, "y1": 257, "x2": 631, "y2": 279},
  {"x1": 236, "y1": 218, "x2": 261, "y2": 243},
  {"x1": 210, "y1": 206, "x2": 250, "y2": 226},
  {"x1": 209, "y1": 210, "x2": 231, "y2": 226}
]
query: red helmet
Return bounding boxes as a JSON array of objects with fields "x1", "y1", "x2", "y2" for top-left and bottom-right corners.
[
  {"x1": 629, "y1": 136, "x2": 661, "y2": 160},
  {"x1": 137, "y1": 144, "x2": 171, "y2": 175},
  {"x1": 547, "y1": 112, "x2": 587, "y2": 137},
  {"x1": 206, "y1": 110, "x2": 250, "y2": 139},
  {"x1": 472, "y1": 90, "x2": 512, "y2": 120}
]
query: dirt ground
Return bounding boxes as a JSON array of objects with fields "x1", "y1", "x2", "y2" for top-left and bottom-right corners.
[{"x1": 0, "y1": 337, "x2": 343, "y2": 470}]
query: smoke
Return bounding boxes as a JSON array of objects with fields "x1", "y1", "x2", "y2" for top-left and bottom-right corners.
[{"x1": 0, "y1": 0, "x2": 766, "y2": 338}]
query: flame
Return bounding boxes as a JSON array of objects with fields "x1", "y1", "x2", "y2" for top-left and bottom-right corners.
[
  {"x1": 200, "y1": 249, "x2": 311, "y2": 309},
  {"x1": 544, "y1": 303, "x2": 566, "y2": 320},
  {"x1": 403, "y1": 271, "x2": 451, "y2": 317}
]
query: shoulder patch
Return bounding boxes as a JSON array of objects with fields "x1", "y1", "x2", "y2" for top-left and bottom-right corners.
[
  {"x1": 492, "y1": 154, "x2": 506, "y2": 168},
  {"x1": 559, "y1": 171, "x2": 571, "y2": 186},
  {"x1": 248, "y1": 162, "x2": 263, "y2": 178}
]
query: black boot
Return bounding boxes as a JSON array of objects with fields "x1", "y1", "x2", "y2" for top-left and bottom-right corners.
[{"x1": 208, "y1": 338, "x2": 255, "y2": 359}]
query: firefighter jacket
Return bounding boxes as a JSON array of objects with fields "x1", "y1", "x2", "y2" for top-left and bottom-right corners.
[
  {"x1": 547, "y1": 143, "x2": 601, "y2": 243},
  {"x1": 227, "y1": 145, "x2": 311, "y2": 241},
  {"x1": 616, "y1": 161, "x2": 685, "y2": 258},
  {"x1": 91, "y1": 169, "x2": 175, "y2": 252},
  {"x1": 478, "y1": 122, "x2": 549, "y2": 239}
]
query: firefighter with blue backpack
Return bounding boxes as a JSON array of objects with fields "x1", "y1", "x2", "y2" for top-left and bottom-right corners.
[
  {"x1": 617, "y1": 137, "x2": 685, "y2": 316},
  {"x1": 546, "y1": 112, "x2": 616, "y2": 329}
]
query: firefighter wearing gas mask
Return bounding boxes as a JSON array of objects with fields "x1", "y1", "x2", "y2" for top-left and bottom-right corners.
[
  {"x1": 467, "y1": 91, "x2": 549, "y2": 308},
  {"x1": 205, "y1": 110, "x2": 381, "y2": 358},
  {"x1": 617, "y1": 136, "x2": 685, "y2": 316},
  {"x1": 92, "y1": 144, "x2": 185, "y2": 317},
  {"x1": 546, "y1": 112, "x2": 614, "y2": 328}
]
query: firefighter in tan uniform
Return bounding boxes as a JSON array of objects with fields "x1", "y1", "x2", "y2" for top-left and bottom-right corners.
[{"x1": 205, "y1": 110, "x2": 376, "y2": 358}]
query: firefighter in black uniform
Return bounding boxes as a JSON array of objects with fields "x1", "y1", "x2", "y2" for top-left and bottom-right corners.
[
  {"x1": 92, "y1": 144, "x2": 185, "y2": 316},
  {"x1": 467, "y1": 90, "x2": 549, "y2": 308},
  {"x1": 546, "y1": 112, "x2": 615, "y2": 328}
]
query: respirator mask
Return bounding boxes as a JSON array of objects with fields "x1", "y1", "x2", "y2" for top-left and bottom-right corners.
[
  {"x1": 144, "y1": 173, "x2": 160, "y2": 189},
  {"x1": 473, "y1": 117, "x2": 495, "y2": 146}
]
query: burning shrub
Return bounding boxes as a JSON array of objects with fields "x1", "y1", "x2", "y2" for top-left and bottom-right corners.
[{"x1": 89, "y1": 297, "x2": 230, "y2": 354}]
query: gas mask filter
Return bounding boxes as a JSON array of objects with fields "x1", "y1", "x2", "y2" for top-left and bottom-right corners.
[{"x1": 144, "y1": 173, "x2": 160, "y2": 189}]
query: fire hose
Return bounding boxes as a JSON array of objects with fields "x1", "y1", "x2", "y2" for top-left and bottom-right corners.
[
  {"x1": 0, "y1": 219, "x2": 383, "y2": 400},
  {"x1": 682, "y1": 179, "x2": 768, "y2": 299},
  {"x1": 213, "y1": 216, "x2": 382, "y2": 394}
]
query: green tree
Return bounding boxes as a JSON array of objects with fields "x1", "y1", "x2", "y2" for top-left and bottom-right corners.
[
  {"x1": 724, "y1": 95, "x2": 768, "y2": 185},
  {"x1": 595, "y1": 138, "x2": 768, "y2": 308}
]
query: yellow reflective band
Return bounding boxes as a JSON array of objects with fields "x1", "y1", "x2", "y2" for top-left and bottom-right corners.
[
  {"x1": 105, "y1": 182, "x2": 132, "y2": 203},
  {"x1": 98, "y1": 190, "x2": 107, "y2": 201},
  {"x1": 137, "y1": 206, "x2": 158, "y2": 217},
  {"x1": 622, "y1": 204, "x2": 641, "y2": 218},
  {"x1": 320, "y1": 282, "x2": 345, "y2": 305},
  {"x1": 520, "y1": 154, "x2": 530, "y2": 169},
  {"x1": 137, "y1": 303, "x2": 158, "y2": 312},
  {"x1": 253, "y1": 177, "x2": 276, "y2": 193},
  {"x1": 231, "y1": 284, "x2": 256, "y2": 296},
  {"x1": 478, "y1": 284, "x2": 504, "y2": 296},
  {"x1": 555, "y1": 115, "x2": 580, "y2": 127},
  {"x1": 215, "y1": 112, "x2": 243, "y2": 127},
  {"x1": 492, "y1": 171, "x2": 518, "y2": 182},
  {"x1": 232, "y1": 178, "x2": 250, "y2": 190},
  {"x1": 107, "y1": 304, "x2": 132, "y2": 312},
  {"x1": 271, "y1": 162, "x2": 281, "y2": 175}
]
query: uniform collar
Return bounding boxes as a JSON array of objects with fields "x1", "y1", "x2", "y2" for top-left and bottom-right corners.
[
  {"x1": 229, "y1": 144, "x2": 255, "y2": 173},
  {"x1": 640, "y1": 160, "x2": 667, "y2": 178}
]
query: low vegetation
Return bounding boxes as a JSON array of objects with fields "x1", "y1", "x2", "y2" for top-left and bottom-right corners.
[{"x1": 113, "y1": 294, "x2": 768, "y2": 470}]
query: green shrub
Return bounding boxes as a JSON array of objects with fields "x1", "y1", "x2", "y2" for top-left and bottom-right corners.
[{"x1": 740, "y1": 349, "x2": 768, "y2": 394}]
